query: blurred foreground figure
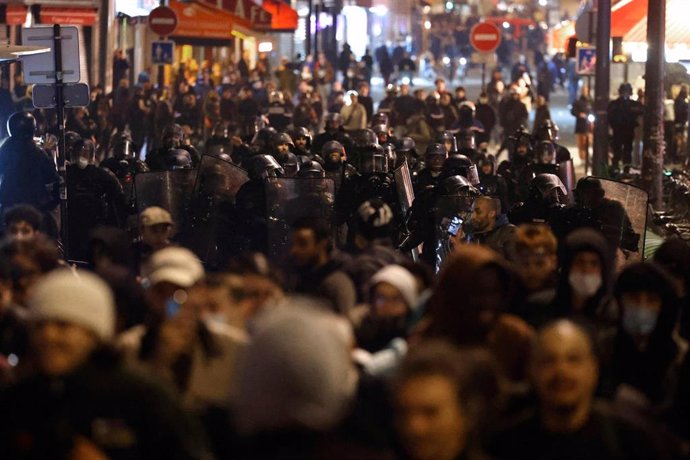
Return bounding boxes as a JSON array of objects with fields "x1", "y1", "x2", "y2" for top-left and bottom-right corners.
[
  {"x1": 491, "y1": 319, "x2": 668, "y2": 460},
  {"x1": 0, "y1": 269, "x2": 210, "y2": 459}
]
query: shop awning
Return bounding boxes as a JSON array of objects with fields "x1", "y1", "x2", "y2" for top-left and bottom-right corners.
[
  {"x1": 39, "y1": 7, "x2": 98, "y2": 25},
  {"x1": 611, "y1": 0, "x2": 647, "y2": 38},
  {"x1": 612, "y1": 0, "x2": 690, "y2": 45},
  {"x1": 3, "y1": 5, "x2": 28, "y2": 25},
  {"x1": 169, "y1": 0, "x2": 235, "y2": 44},
  {"x1": 201, "y1": 0, "x2": 272, "y2": 32},
  {"x1": 261, "y1": 0, "x2": 298, "y2": 32}
]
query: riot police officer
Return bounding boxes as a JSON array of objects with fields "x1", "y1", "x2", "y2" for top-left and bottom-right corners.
[
  {"x1": 322, "y1": 140, "x2": 357, "y2": 191},
  {"x1": 477, "y1": 153, "x2": 509, "y2": 214},
  {"x1": 0, "y1": 111, "x2": 59, "y2": 234},
  {"x1": 508, "y1": 173, "x2": 569, "y2": 229},
  {"x1": 66, "y1": 138, "x2": 126, "y2": 261},
  {"x1": 414, "y1": 143, "x2": 447, "y2": 194},
  {"x1": 437, "y1": 131, "x2": 458, "y2": 155},
  {"x1": 497, "y1": 126, "x2": 534, "y2": 206},
  {"x1": 146, "y1": 123, "x2": 201, "y2": 171},
  {"x1": 402, "y1": 174, "x2": 480, "y2": 270},
  {"x1": 271, "y1": 132, "x2": 295, "y2": 168},
  {"x1": 290, "y1": 126, "x2": 317, "y2": 161},
  {"x1": 394, "y1": 137, "x2": 419, "y2": 170},
  {"x1": 101, "y1": 133, "x2": 149, "y2": 191},
  {"x1": 233, "y1": 155, "x2": 285, "y2": 254},
  {"x1": 312, "y1": 113, "x2": 353, "y2": 158},
  {"x1": 534, "y1": 119, "x2": 571, "y2": 163}
]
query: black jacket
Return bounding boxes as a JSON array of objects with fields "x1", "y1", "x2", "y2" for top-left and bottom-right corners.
[{"x1": 0, "y1": 352, "x2": 211, "y2": 460}]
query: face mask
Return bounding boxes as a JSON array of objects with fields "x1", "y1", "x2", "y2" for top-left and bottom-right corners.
[
  {"x1": 77, "y1": 157, "x2": 89, "y2": 169},
  {"x1": 569, "y1": 272, "x2": 602, "y2": 298},
  {"x1": 622, "y1": 305, "x2": 658, "y2": 336},
  {"x1": 206, "y1": 312, "x2": 228, "y2": 326}
]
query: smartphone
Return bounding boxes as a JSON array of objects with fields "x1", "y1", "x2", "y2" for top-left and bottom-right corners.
[
  {"x1": 447, "y1": 216, "x2": 463, "y2": 236},
  {"x1": 165, "y1": 298, "x2": 181, "y2": 318}
]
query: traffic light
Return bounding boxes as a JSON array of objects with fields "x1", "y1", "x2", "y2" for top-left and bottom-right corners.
[
  {"x1": 566, "y1": 36, "x2": 578, "y2": 58},
  {"x1": 612, "y1": 36, "x2": 627, "y2": 63}
]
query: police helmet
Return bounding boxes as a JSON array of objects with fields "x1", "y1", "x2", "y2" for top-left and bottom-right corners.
[
  {"x1": 7, "y1": 111, "x2": 37, "y2": 139},
  {"x1": 439, "y1": 174, "x2": 479, "y2": 196},
  {"x1": 254, "y1": 127, "x2": 278, "y2": 146},
  {"x1": 297, "y1": 160, "x2": 325, "y2": 178},
  {"x1": 371, "y1": 112, "x2": 389, "y2": 127},
  {"x1": 165, "y1": 148, "x2": 193, "y2": 170},
  {"x1": 248, "y1": 154, "x2": 284, "y2": 181},
  {"x1": 534, "y1": 140, "x2": 556, "y2": 165},
  {"x1": 535, "y1": 119, "x2": 559, "y2": 142},
  {"x1": 425, "y1": 143, "x2": 447, "y2": 157},
  {"x1": 352, "y1": 129, "x2": 379, "y2": 149},
  {"x1": 272, "y1": 132, "x2": 294, "y2": 149},
  {"x1": 324, "y1": 112, "x2": 344, "y2": 128},
  {"x1": 291, "y1": 126, "x2": 312, "y2": 146},
  {"x1": 458, "y1": 100, "x2": 476, "y2": 117},
  {"x1": 397, "y1": 137, "x2": 416, "y2": 154},
  {"x1": 529, "y1": 173, "x2": 567, "y2": 201},
  {"x1": 282, "y1": 152, "x2": 300, "y2": 177},
  {"x1": 322, "y1": 140, "x2": 346, "y2": 157}
]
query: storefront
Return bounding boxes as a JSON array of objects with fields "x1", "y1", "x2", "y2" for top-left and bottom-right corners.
[{"x1": 1, "y1": 1, "x2": 100, "y2": 87}]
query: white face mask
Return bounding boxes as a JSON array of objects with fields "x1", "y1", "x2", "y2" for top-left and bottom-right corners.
[
  {"x1": 77, "y1": 157, "x2": 89, "y2": 169},
  {"x1": 569, "y1": 272, "x2": 602, "y2": 298}
]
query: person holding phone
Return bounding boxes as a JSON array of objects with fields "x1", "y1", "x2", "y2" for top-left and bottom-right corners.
[{"x1": 118, "y1": 247, "x2": 247, "y2": 412}]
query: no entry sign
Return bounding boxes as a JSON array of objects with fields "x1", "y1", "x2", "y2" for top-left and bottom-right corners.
[
  {"x1": 470, "y1": 22, "x2": 501, "y2": 53},
  {"x1": 148, "y1": 6, "x2": 178, "y2": 37}
]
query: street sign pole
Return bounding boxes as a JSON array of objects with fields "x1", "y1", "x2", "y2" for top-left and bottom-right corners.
[
  {"x1": 592, "y1": 0, "x2": 611, "y2": 176},
  {"x1": 52, "y1": 24, "x2": 69, "y2": 260},
  {"x1": 158, "y1": 35, "x2": 165, "y2": 89},
  {"x1": 642, "y1": 0, "x2": 666, "y2": 209}
]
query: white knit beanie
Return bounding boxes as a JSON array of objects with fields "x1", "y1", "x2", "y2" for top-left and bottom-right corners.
[
  {"x1": 27, "y1": 268, "x2": 115, "y2": 341},
  {"x1": 370, "y1": 264, "x2": 419, "y2": 310}
]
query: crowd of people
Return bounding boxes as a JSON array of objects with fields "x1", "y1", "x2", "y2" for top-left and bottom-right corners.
[{"x1": 0, "y1": 42, "x2": 689, "y2": 460}]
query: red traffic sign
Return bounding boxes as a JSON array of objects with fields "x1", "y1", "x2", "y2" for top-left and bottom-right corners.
[
  {"x1": 148, "y1": 6, "x2": 178, "y2": 37},
  {"x1": 470, "y1": 22, "x2": 501, "y2": 53}
]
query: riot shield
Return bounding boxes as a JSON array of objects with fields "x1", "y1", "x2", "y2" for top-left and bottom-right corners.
[
  {"x1": 558, "y1": 159, "x2": 576, "y2": 201},
  {"x1": 592, "y1": 177, "x2": 648, "y2": 260},
  {"x1": 134, "y1": 169, "x2": 196, "y2": 231},
  {"x1": 183, "y1": 155, "x2": 250, "y2": 265},
  {"x1": 394, "y1": 161, "x2": 421, "y2": 260},
  {"x1": 433, "y1": 193, "x2": 477, "y2": 273},
  {"x1": 265, "y1": 177, "x2": 335, "y2": 262}
]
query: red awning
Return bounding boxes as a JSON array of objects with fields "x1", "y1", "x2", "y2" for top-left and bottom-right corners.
[
  {"x1": 261, "y1": 0, "x2": 298, "y2": 32},
  {"x1": 5, "y1": 5, "x2": 28, "y2": 25},
  {"x1": 200, "y1": 0, "x2": 272, "y2": 32},
  {"x1": 623, "y1": 0, "x2": 690, "y2": 45},
  {"x1": 40, "y1": 7, "x2": 98, "y2": 26},
  {"x1": 610, "y1": 0, "x2": 647, "y2": 38},
  {"x1": 169, "y1": 0, "x2": 234, "y2": 42}
]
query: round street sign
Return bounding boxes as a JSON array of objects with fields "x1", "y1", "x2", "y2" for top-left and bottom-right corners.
[
  {"x1": 148, "y1": 6, "x2": 178, "y2": 37},
  {"x1": 470, "y1": 22, "x2": 501, "y2": 53}
]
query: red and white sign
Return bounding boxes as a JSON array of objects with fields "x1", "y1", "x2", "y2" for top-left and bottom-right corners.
[
  {"x1": 470, "y1": 22, "x2": 501, "y2": 53},
  {"x1": 148, "y1": 6, "x2": 178, "y2": 36},
  {"x1": 40, "y1": 7, "x2": 98, "y2": 26}
]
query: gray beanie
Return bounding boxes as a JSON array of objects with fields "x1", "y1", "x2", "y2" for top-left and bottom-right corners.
[
  {"x1": 27, "y1": 268, "x2": 115, "y2": 341},
  {"x1": 235, "y1": 297, "x2": 356, "y2": 434}
]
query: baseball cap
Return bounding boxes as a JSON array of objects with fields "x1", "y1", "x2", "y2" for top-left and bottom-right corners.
[
  {"x1": 141, "y1": 246, "x2": 204, "y2": 288},
  {"x1": 140, "y1": 206, "x2": 173, "y2": 227}
]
